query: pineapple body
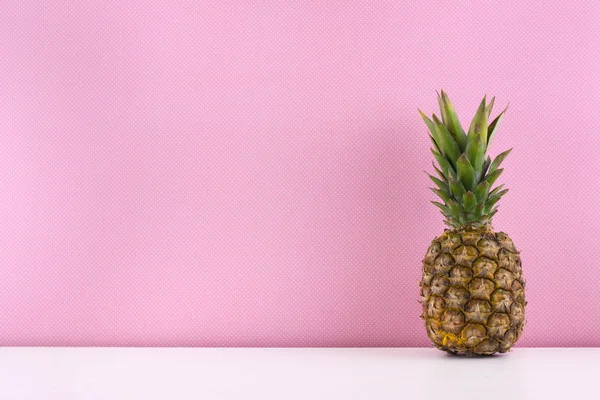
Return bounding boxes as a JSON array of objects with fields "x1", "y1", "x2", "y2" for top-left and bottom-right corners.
[{"x1": 420, "y1": 226, "x2": 525, "y2": 355}]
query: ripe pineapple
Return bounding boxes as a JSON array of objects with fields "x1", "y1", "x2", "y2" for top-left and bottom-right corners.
[{"x1": 419, "y1": 91, "x2": 525, "y2": 355}]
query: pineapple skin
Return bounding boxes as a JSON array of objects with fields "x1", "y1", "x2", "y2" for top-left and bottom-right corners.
[{"x1": 420, "y1": 225, "x2": 525, "y2": 355}]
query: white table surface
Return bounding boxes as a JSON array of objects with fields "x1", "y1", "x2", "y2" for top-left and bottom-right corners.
[{"x1": 0, "y1": 347, "x2": 597, "y2": 399}]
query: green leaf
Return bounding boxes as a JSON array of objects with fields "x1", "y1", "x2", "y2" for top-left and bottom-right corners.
[
  {"x1": 465, "y1": 137, "x2": 485, "y2": 177},
  {"x1": 447, "y1": 199, "x2": 463, "y2": 216},
  {"x1": 443, "y1": 220, "x2": 458, "y2": 228},
  {"x1": 428, "y1": 135, "x2": 441, "y2": 153},
  {"x1": 473, "y1": 139, "x2": 485, "y2": 179},
  {"x1": 484, "y1": 196, "x2": 501, "y2": 213},
  {"x1": 486, "y1": 96, "x2": 496, "y2": 119},
  {"x1": 489, "y1": 184, "x2": 505, "y2": 198},
  {"x1": 432, "y1": 162, "x2": 446, "y2": 181},
  {"x1": 419, "y1": 109, "x2": 440, "y2": 147},
  {"x1": 437, "y1": 90, "x2": 448, "y2": 126},
  {"x1": 428, "y1": 174, "x2": 446, "y2": 191},
  {"x1": 485, "y1": 168, "x2": 504, "y2": 186},
  {"x1": 434, "y1": 122, "x2": 461, "y2": 164},
  {"x1": 487, "y1": 188, "x2": 509, "y2": 205},
  {"x1": 431, "y1": 149, "x2": 456, "y2": 178},
  {"x1": 481, "y1": 156, "x2": 492, "y2": 178},
  {"x1": 440, "y1": 91, "x2": 467, "y2": 151},
  {"x1": 462, "y1": 191, "x2": 477, "y2": 211},
  {"x1": 431, "y1": 201, "x2": 450, "y2": 214},
  {"x1": 467, "y1": 96, "x2": 488, "y2": 148},
  {"x1": 431, "y1": 187, "x2": 451, "y2": 203},
  {"x1": 488, "y1": 208, "x2": 499, "y2": 219},
  {"x1": 474, "y1": 181, "x2": 491, "y2": 203},
  {"x1": 456, "y1": 154, "x2": 476, "y2": 191},
  {"x1": 489, "y1": 148, "x2": 512, "y2": 174},
  {"x1": 449, "y1": 178, "x2": 466, "y2": 200},
  {"x1": 474, "y1": 203, "x2": 485, "y2": 217},
  {"x1": 487, "y1": 103, "x2": 509, "y2": 147}
]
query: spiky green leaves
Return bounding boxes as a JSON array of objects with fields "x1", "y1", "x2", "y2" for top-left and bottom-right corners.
[
  {"x1": 474, "y1": 181, "x2": 491, "y2": 203},
  {"x1": 468, "y1": 97, "x2": 488, "y2": 148},
  {"x1": 456, "y1": 154, "x2": 476, "y2": 190},
  {"x1": 489, "y1": 148, "x2": 512, "y2": 175},
  {"x1": 437, "y1": 90, "x2": 467, "y2": 151},
  {"x1": 422, "y1": 92, "x2": 511, "y2": 229},
  {"x1": 434, "y1": 121, "x2": 461, "y2": 164},
  {"x1": 488, "y1": 104, "x2": 509, "y2": 147}
]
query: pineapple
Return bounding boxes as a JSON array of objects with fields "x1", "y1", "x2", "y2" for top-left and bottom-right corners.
[{"x1": 419, "y1": 91, "x2": 525, "y2": 355}]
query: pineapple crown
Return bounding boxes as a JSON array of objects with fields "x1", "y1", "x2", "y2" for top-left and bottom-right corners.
[{"x1": 420, "y1": 91, "x2": 511, "y2": 229}]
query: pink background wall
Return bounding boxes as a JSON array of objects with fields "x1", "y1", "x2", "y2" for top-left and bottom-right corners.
[{"x1": 1, "y1": 1, "x2": 599, "y2": 347}]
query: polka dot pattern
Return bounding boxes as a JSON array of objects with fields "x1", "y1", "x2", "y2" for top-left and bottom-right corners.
[{"x1": 0, "y1": 1, "x2": 599, "y2": 346}]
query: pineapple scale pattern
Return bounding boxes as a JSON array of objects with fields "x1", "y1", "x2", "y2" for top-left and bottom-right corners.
[{"x1": 420, "y1": 228, "x2": 526, "y2": 355}]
